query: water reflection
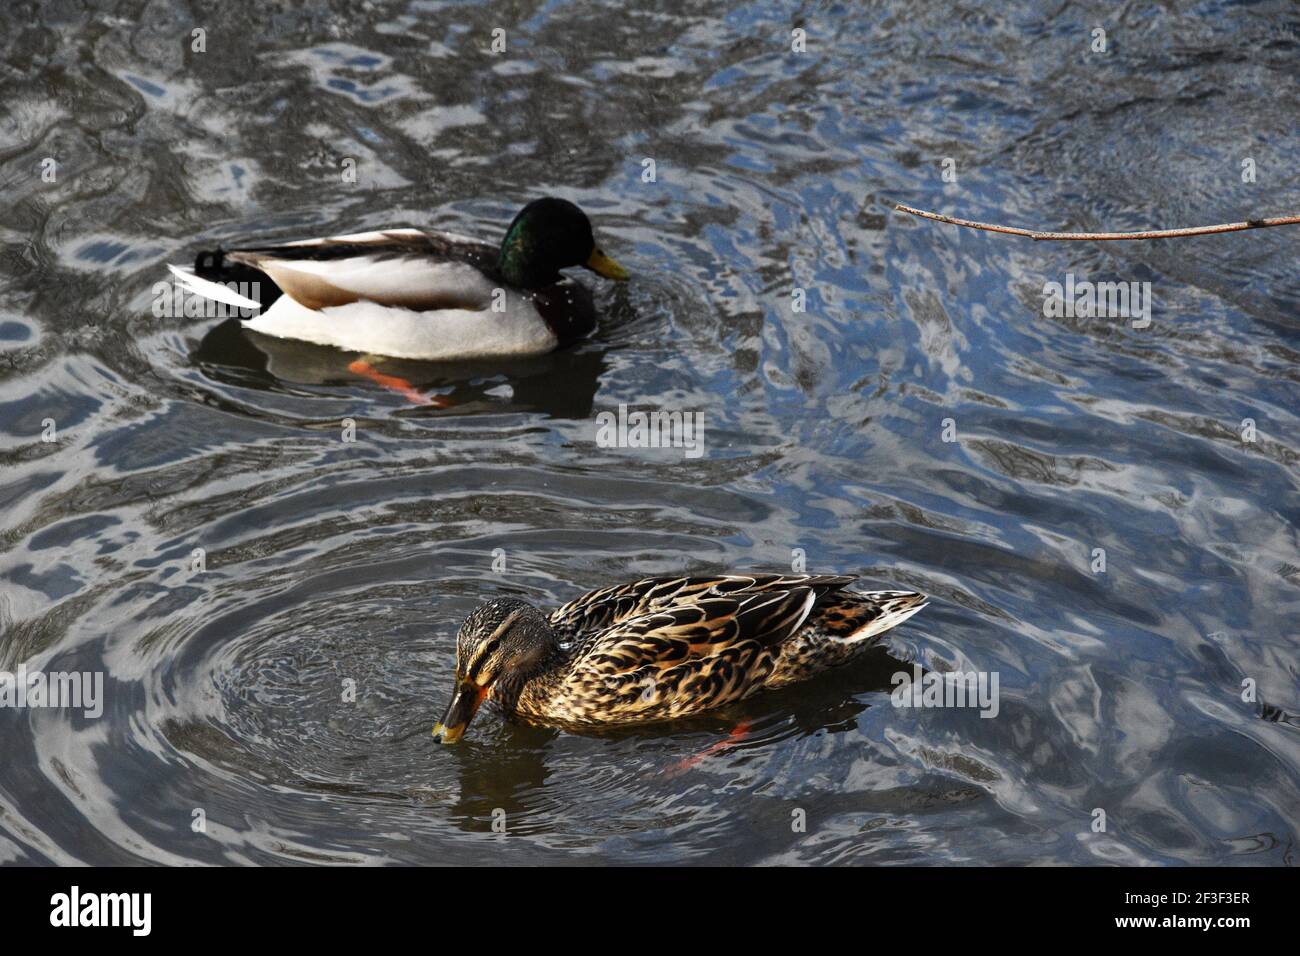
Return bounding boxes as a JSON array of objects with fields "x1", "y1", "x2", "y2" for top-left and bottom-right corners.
[{"x1": 191, "y1": 318, "x2": 609, "y2": 418}]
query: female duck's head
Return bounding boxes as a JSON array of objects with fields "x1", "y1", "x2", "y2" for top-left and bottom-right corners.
[
  {"x1": 433, "y1": 597, "x2": 560, "y2": 744},
  {"x1": 497, "y1": 197, "x2": 629, "y2": 290}
]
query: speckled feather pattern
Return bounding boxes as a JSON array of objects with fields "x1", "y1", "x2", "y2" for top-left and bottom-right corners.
[{"x1": 504, "y1": 574, "x2": 927, "y2": 727}]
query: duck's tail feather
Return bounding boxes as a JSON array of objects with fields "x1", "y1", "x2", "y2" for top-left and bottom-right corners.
[
  {"x1": 808, "y1": 589, "x2": 928, "y2": 648},
  {"x1": 165, "y1": 247, "x2": 284, "y2": 313},
  {"x1": 765, "y1": 590, "x2": 927, "y2": 689},
  {"x1": 841, "y1": 590, "x2": 928, "y2": 644},
  {"x1": 166, "y1": 263, "x2": 264, "y2": 311}
]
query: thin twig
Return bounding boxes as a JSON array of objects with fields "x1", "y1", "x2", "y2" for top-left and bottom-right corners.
[{"x1": 891, "y1": 202, "x2": 1300, "y2": 241}]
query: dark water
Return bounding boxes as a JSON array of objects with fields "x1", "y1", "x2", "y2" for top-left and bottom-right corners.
[{"x1": 1, "y1": 0, "x2": 1298, "y2": 865}]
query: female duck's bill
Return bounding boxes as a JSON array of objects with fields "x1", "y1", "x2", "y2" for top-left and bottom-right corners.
[{"x1": 432, "y1": 679, "x2": 489, "y2": 744}]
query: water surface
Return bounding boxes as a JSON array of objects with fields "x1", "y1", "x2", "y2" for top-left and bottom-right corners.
[{"x1": 1, "y1": 0, "x2": 1298, "y2": 865}]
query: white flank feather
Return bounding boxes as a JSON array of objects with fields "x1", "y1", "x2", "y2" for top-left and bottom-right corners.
[{"x1": 242, "y1": 292, "x2": 558, "y2": 361}]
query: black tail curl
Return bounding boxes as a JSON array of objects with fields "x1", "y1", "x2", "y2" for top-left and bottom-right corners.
[{"x1": 193, "y1": 247, "x2": 283, "y2": 308}]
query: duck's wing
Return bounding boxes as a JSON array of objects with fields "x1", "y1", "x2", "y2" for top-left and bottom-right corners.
[
  {"x1": 552, "y1": 586, "x2": 824, "y2": 720},
  {"x1": 224, "y1": 229, "x2": 502, "y2": 311},
  {"x1": 548, "y1": 573, "x2": 855, "y2": 643}
]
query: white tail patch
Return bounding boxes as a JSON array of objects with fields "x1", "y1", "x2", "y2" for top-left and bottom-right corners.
[{"x1": 166, "y1": 264, "x2": 263, "y2": 311}]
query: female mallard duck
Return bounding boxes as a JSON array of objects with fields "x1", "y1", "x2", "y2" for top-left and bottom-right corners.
[
  {"x1": 433, "y1": 574, "x2": 927, "y2": 743},
  {"x1": 167, "y1": 197, "x2": 628, "y2": 361}
]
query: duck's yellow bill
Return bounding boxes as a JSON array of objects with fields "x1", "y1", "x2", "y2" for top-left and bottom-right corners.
[{"x1": 585, "y1": 248, "x2": 629, "y2": 280}]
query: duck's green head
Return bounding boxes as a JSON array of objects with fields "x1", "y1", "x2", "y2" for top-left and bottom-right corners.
[{"x1": 498, "y1": 197, "x2": 629, "y2": 290}]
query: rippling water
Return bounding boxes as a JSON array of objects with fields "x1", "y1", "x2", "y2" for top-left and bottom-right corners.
[{"x1": 1, "y1": 0, "x2": 1298, "y2": 865}]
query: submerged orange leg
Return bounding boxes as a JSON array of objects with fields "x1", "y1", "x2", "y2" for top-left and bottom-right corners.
[
  {"x1": 347, "y1": 359, "x2": 448, "y2": 407},
  {"x1": 663, "y1": 719, "x2": 754, "y2": 777}
]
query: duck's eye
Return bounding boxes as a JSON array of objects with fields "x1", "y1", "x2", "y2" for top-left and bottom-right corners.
[{"x1": 480, "y1": 637, "x2": 501, "y2": 659}]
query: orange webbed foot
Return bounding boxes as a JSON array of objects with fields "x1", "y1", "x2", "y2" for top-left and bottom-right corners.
[
  {"x1": 348, "y1": 359, "x2": 448, "y2": 407},
  {"x1": 662, "y1": 719, "x2": 754, "y2": 777}
]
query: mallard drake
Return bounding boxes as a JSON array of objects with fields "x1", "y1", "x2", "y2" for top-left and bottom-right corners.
[
  {"x1": 433, "y1": 574, "x2": 927, "y2": 743},
  {"x1": 167, "y1": 197, "x2": 628, "y2": 361}
]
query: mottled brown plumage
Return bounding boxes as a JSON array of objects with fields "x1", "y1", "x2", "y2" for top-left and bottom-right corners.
[{"x1": 432, "y1": 574, "x2": 928, "y2": 742}]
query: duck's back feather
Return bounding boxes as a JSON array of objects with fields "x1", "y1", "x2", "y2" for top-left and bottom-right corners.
[
  {"x1": 549, "y1": 573, "x2": 855, "y2": 647},
  {"x1": 524, "y1": 574, "x2": 925, "y2": 725},
  {"x1": 227, "y1": 230, "x2": 500, "y2": 311}
]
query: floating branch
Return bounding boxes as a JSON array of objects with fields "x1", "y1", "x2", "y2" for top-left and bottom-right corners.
[{"x1": 891, "y1": 202, "x2": 1300, "y2": 241}]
